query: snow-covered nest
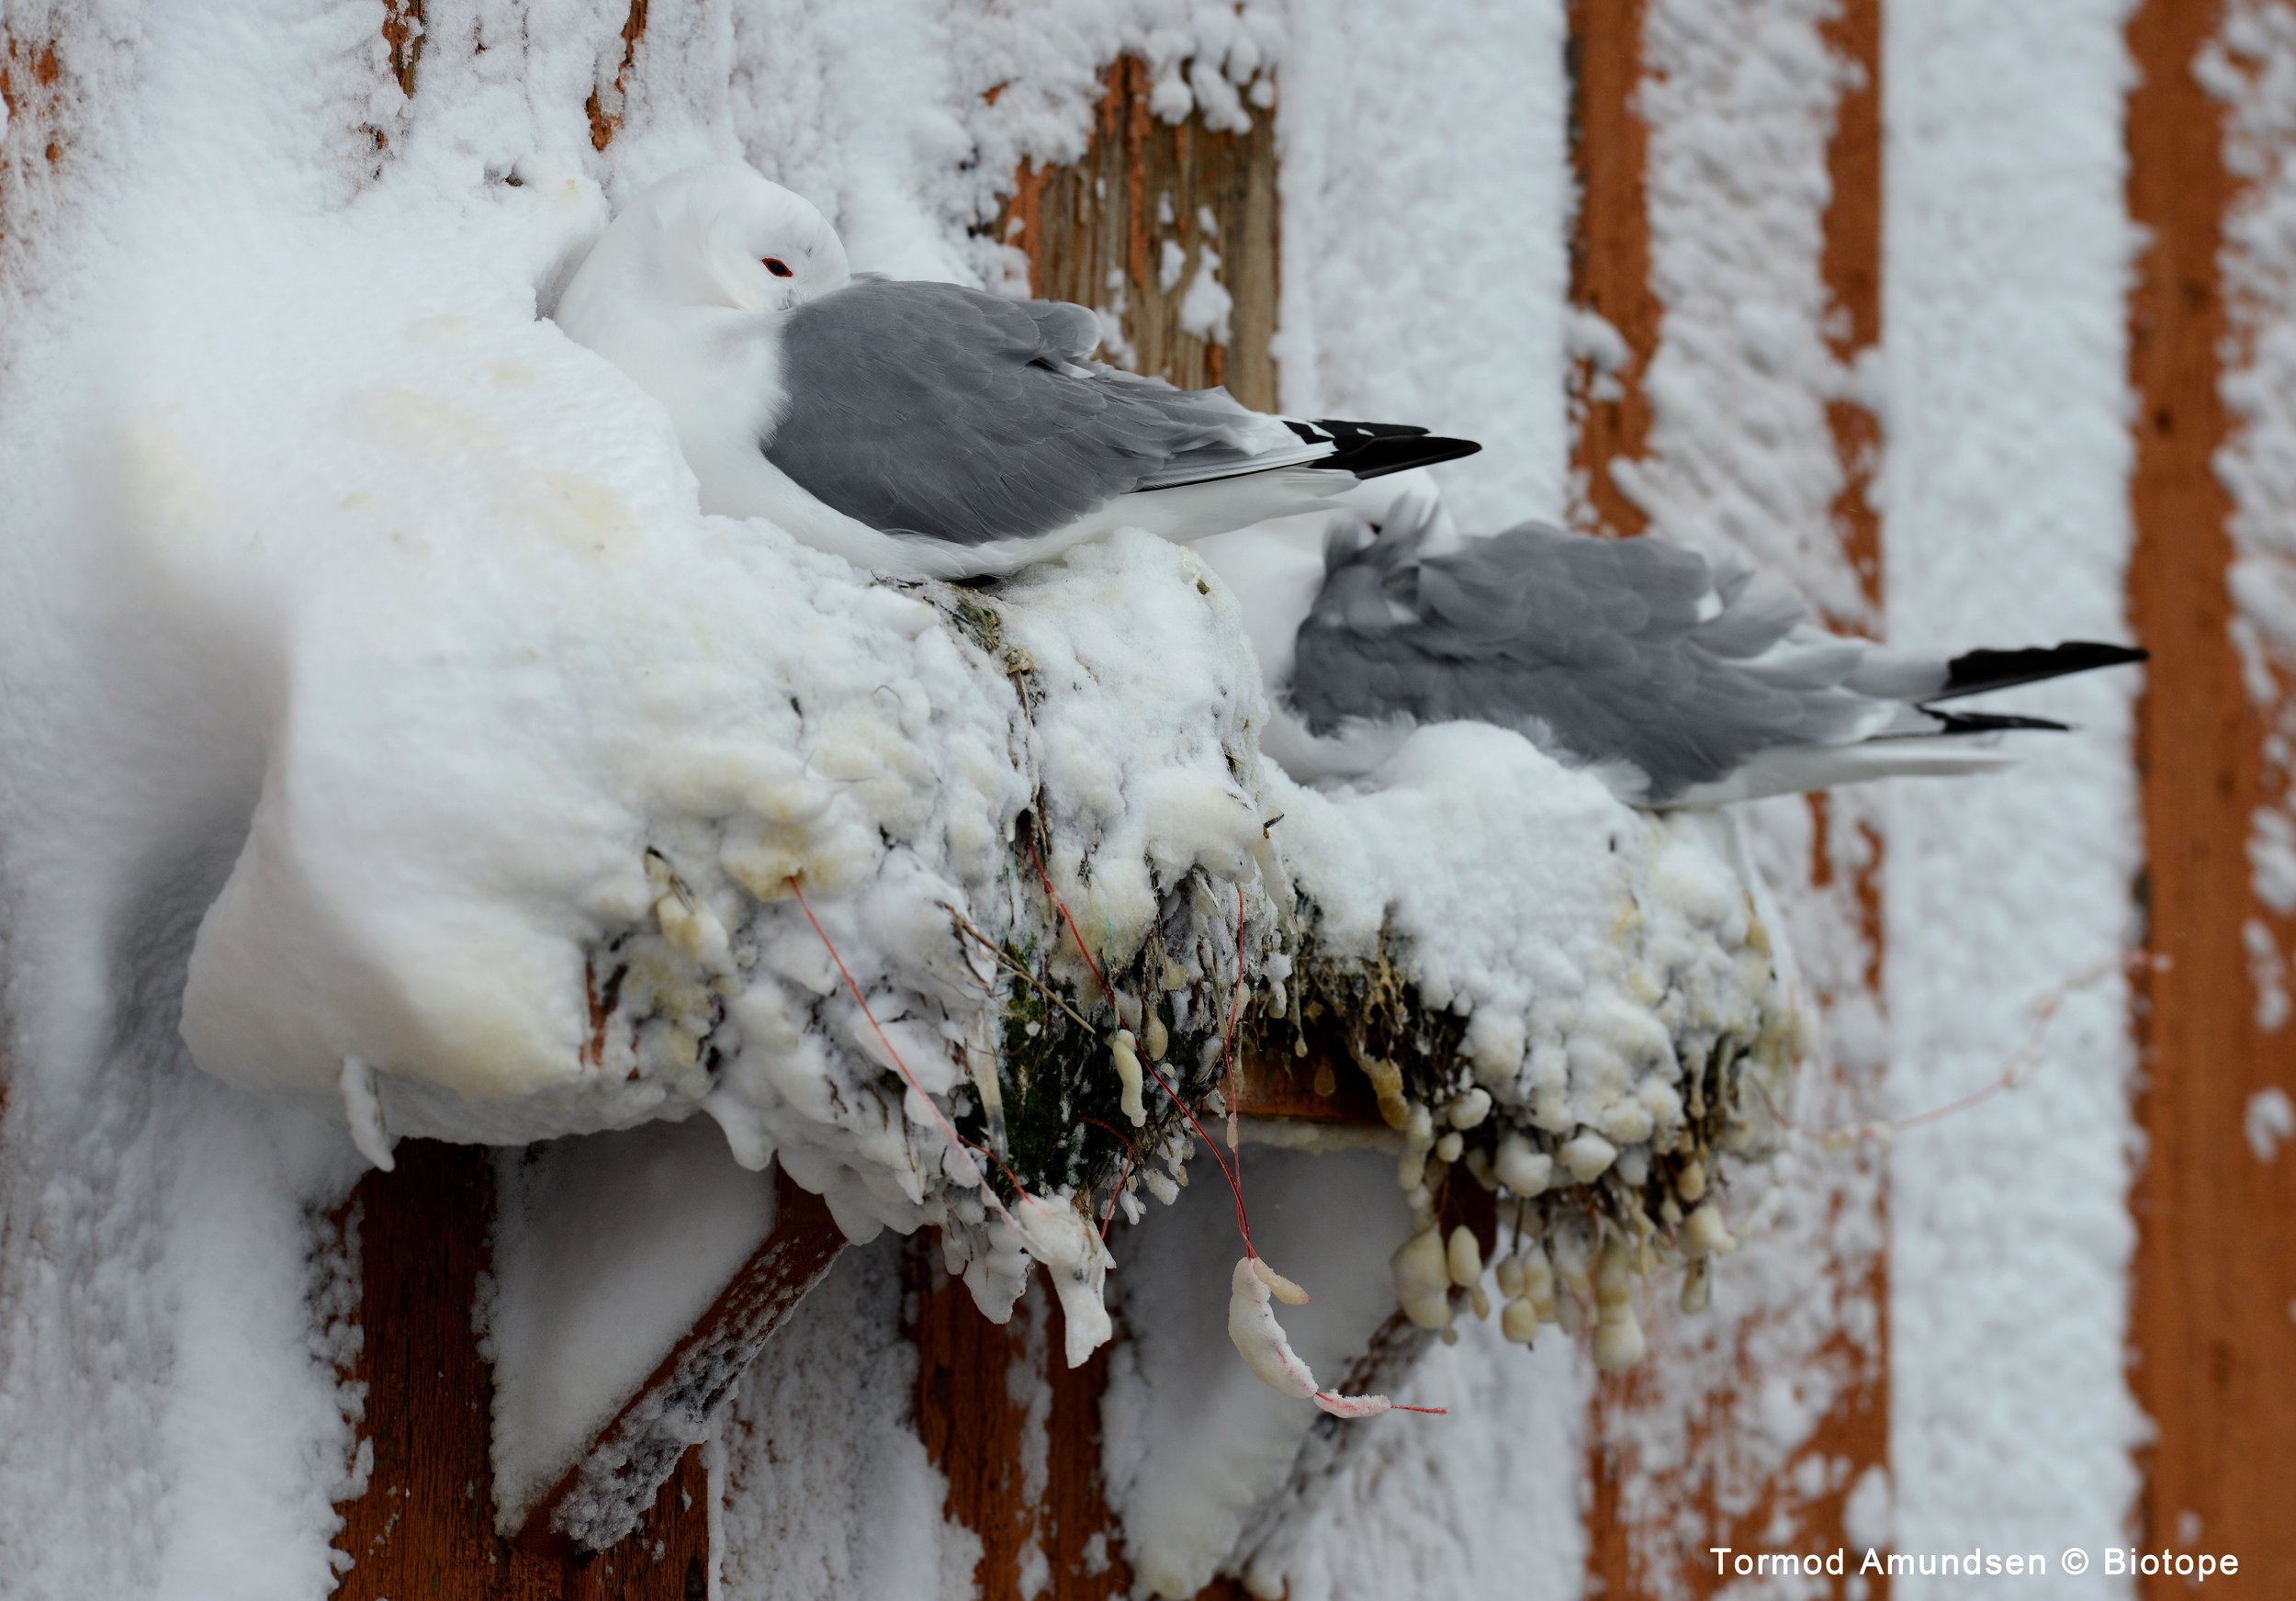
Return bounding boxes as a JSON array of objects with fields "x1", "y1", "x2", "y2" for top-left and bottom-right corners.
[
  {"x1": 20, "y1": 152, "x2": 1796, "y2": 1377},
  {"x1": 7, "y1": 51, "x2": 1791, "y2": 1423}
]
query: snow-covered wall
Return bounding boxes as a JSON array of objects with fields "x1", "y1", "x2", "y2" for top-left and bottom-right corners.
[{"x1": 1884, "y1": 1, "x2": 2147, "y2": 1589}]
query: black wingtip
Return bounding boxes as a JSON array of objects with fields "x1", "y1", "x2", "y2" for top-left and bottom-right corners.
[
  {"x1": 1928, "y1": 707, "x2": 2074, "y2": 736},
  {"x1": 1283, "y1": 417, "x2": 1482, "y2": 479},
  {"x1": 1935, "y1": 640, "x2": 2148, "y2": 701},
  {"x1": 1343, "y1": 434, "x2": 1483, "y2": 479}
]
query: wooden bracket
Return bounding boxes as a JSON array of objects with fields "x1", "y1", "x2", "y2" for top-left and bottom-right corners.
[{"x1": 512, "y1": 1168, "x2": 847, "y2": 1558}]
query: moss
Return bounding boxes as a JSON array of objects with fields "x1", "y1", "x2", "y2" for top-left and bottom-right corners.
[{"x1": 950, "y1": 838, "x2": 1244, "y2": 1204}]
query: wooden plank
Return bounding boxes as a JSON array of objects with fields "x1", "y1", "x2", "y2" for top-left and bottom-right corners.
[
  {"x1": 997, "y1": 57, "x2": 1279, "y2": 412},
  {"x1": 1567, "y1": 0, "x2": 1659, "y2": 539},
  {"x1": 907, "y1": 1243, "x2": 1137, "y2": 1601},
  {"x1": 2123, "y1": 5, "x2": 2296, "y2": 1591},
  {"x1": 332, "y1": 1141, "x2": 716, "y2": 1600},
  {"x1": 514, "y1": 1168, "x2": 846, "y2": 1557},
  {"x1": 1574, "y1": 4, "x2": 1892, "y2": 1595}
]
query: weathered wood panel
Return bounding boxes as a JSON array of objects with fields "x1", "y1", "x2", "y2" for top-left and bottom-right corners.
[
  {"x1": 2124, "y1": 5, "x2": 2296, "y2": 1593},
  {"x1": 997, "y1": 57, "x2": 1279, "y2": 412},
  {"x1": 908, "y1": 1246, "x2": 1138, "y2": 1601}
]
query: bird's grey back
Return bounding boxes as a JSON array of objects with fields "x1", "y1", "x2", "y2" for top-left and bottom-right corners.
[
  {"x1": 764, "y1": 279, "x2": 1279, "y2": 546},
  {"x1": 1288, "y1": 516, "x2": 1882, "y2": 800}
]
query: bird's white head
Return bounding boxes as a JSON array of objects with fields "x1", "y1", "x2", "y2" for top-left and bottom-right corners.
[{"x1": 566, "y1": 163, "x2": 851, "y2": 321}]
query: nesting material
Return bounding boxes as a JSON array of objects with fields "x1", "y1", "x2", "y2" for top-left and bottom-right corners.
[
  {"x1": 1226, "y1": 1257, "x2": 1394, "y2": 1419},
  {"x1": 1262, "y1": 770, "x2": 1798, "y2": 1372}
]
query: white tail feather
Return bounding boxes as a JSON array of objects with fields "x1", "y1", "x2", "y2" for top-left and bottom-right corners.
[{"x1": 1662, "y1": 735, "x2": 2020, "y2": 808}]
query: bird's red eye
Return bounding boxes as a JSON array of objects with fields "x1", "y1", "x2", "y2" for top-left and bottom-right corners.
[{"x1": 762, "y1": 257, "x2": 793, "y2": 278}]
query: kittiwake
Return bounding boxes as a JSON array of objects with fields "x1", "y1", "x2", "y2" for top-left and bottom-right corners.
[
  {"x1": 1195, "y1": 484, "x2": 2146, "y2": 806},
  {"x1": 554, "y1": 164, "x2": 1478, "y2": 580}
]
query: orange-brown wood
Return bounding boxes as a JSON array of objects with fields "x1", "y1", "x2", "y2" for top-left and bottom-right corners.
[
  {"x1": 587, "y1": 0, "x2": 650, "y2": 152},
  {"x1": 2124, "y1": 5, "x2": 2296, "y2": 1593},
  {"x1": 907, "y1": 1243, "x2": 1136, "y2": 1600},
  {"x1": 514, "y1": 1170, "x2": 846, "y2": 1557},
  {"x1": 381, "y1": 0, "x2": 424, "y2": 98},
  {"x1": 332, "y1": 1141, "x2": 715, "y2": 1600},
  {"x1": 1567, "y1": 0, "x2": 1659, "y2": 538},
  {"x1": 1233, "y1": 1042, "x2": 1384, "y2": 1126},
  {"x1": 997, "y1": 58, "x2": 1279, "y2": 412},
  {"x1": 1577, "y1": 4, "x2": 1891, "y2": 1595}
]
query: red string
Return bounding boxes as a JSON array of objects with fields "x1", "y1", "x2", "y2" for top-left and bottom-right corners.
[
  {"x1": 1221, "y1": 885, "x2": 1245, "y2": 1217},
  {"x1": 788, "y1": 875, "x2": 1032, "y2": 1217},
  {"x1": 1078, "y1": 1114, "x2": 1143, "y2": 1239},
  {"x1": 1026, "y1": 833, "x2": 1258, "y2": 1257}
]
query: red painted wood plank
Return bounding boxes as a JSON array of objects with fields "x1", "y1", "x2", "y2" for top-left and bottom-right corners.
[
  {"x1": 332, "y1": 1141, "x2": 716, "y2": 1600},
  {"x1": 2124, "y1": 4, "x2": 2296, "y2": 1591}
]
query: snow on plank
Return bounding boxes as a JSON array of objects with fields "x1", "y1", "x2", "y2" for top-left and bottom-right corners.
[
  {"x1": 996, "y1": 55, "x2": 1279, "y2": 412},
  {"x1": 2126, "y1": 3, "x2": 2296, "y2": 1587},
  {"x1": 331, "y1": 1138, "x2": 840, "y2": 1591},
  {"x1": 496, "y1": 1122, "x2": 847, "y2": 1556}
]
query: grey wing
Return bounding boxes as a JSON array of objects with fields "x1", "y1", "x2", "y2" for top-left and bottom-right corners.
[
  {"x1": 1286, "y1": 513, "x2": 1887, "y2": 800},
  {"x1": 763, "y1": 279, "x2": 1299, "y2": 547}
]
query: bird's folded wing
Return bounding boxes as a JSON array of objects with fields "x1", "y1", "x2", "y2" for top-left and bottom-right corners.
[
  {"x1": 763, "y1": 279, "x2": 1311, "y2": 547},
  {"x1": 1289, "y1": 520, "x2": 1885, "y2": 799}
]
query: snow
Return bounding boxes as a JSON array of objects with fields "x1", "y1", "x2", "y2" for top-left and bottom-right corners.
[
  {"x1": 2244, "y1": 916, "x2": 2291, "y2": 1032},
  {"x1": 2202, "y1": 2, "x2": 2296, "y2": 1022},
  {"x1": 1272, "y1": 0, "x2": 1572, "y2": 532},
  {"x1": 2243, "y1": 1086, "x2": 2294, "y2": 1162},
  {"x1": 714, "y1": 1239, "x2": 982, "y2": 1601},
  {"x1": 1176, "y1": 242, "x2": 1233, "y2": 344},
  {"x1": 483, "y1": 1115, "x2": 781, "y2": 1532},
  {"x1": 1624, "y1": 0, "x2": 1872, "y2": 626},
  {"x1": 1244, "y1": 1314, "x2": 1591, "y2": 1601},
  {"x1": 1885, "y1": 1, "x2": 2148, "y2": 1590}
]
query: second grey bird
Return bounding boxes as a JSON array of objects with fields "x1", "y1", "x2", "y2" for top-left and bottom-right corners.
[
  {"x1": 553, "y1": 164, "x2": 1476, "y2": 580},
  {"x1": 1196, "y1": 487, "x2": 2145, "y2": 806}
]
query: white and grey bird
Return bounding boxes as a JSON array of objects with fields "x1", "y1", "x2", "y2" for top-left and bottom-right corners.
[
  {"x1": 1197, "y1": 484, "x2": 2146, "y2": 806},
  {"x1": 554, "y1": 164, "x2": 1477, "y2": 580}
]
